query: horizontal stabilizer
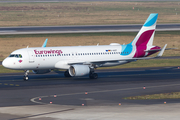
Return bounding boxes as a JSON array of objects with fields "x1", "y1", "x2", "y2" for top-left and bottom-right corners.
[
  {"x1": 145, "y1": 47, "x2": 177, "y2": 52},
  {"x1": 145, "y1": 49, "x2": 161, "y2": 52},
  {"x1": 156, "y1": 44, "x2": 167, "y2": 58},
  {"x1": 165, "y1": 48, "x2": 178, "y2": 50}
]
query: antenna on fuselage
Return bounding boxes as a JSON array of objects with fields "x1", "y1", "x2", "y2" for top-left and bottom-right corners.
[
  {"x1": 27, "y1": 46, "x2": 29, "y2": 48},
  {"x1": 97, "y1": 43, "x2": 99, "y2": 46}
]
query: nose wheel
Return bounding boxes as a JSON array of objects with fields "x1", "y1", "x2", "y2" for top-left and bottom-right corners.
[{"x1": 24, "y1": 70, "x2": 29, "y2": 81}]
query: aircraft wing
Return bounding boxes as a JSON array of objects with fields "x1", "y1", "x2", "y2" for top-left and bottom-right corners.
[{"x1": 67, "y1": 44, "x2": 167, "y2": 65}]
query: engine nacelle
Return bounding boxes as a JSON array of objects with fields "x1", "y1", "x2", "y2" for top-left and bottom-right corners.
[
  {"x1": 69, "y1": 65, "x2": 90, "y2": 77},
  {"x1": 32, "y1": 69, "x2": 51, "y2": 74}
]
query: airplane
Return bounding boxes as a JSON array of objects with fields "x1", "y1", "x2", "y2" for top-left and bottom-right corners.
[{"x1": 2, "y1": 13, "x2": 168, "y2": 81}]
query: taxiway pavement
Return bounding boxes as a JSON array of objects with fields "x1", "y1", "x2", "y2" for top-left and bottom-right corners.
[
  {"x1": 1, "y1": 24, "x2": 180, "y2": 35},
  {"x1": 0, "y1": 66, "x2": 180, "y2": 119}
]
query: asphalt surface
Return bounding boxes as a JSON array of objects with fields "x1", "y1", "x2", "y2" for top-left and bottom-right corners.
[
  {"x1": 1, "y1": 24, "x2": 180, "y2": 35},
  {"x1": 1, "y1": 66, "x2": 180, "y2": 119},
  {"x1": 0, "y1": 66, "x2": 180, "y2": 107},
  {"x1": 0, "y1": 0, "x2": 179, "y2": 2}
]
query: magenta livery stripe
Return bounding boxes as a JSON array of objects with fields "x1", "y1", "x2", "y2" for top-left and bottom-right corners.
[
  {"x1": 133, "y1": 30, "x2": 155, "y2": 58},
  {"x1": 136, "y1": 30, "x2": 155, "y2": 46}
]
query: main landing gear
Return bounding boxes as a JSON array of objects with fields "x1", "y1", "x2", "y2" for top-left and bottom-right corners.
[
  {"x1": 89, "y1": 67, "x2": 98, "y2": 79},
  {"x1": 23, "y1": 70, "x2": 29, "y2": 81},
  {"x1": 64, "y1": 70, "x2": 72, "y2": 77},
  {"x1": 89, "y1": 72, "x2": 98, "y2": 79}
]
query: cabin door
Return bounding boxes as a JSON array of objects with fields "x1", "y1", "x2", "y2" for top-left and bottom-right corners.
[{"x1": 28, "y1": 50, "x2": 34, "y2": 63}]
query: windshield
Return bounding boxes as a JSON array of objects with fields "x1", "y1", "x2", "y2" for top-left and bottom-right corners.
[{"x1": 9, "y1": 54, "x2": 22, "y2": 58}]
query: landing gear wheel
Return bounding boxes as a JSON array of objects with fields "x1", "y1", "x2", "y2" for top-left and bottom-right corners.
[
  {"x1": 89, "y1": 73, "x2": 98, "y2": 79},
  {"x1": 23, "y1": 76, "x2": 29, "y2": 81},
  {"x1": 24, "y1": 70, "x2": 29, "y2": 81},
  {"x1": 64, "y1": 70, "x2": 72, "y2": 77}
]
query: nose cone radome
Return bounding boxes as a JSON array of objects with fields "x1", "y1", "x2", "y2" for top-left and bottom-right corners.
[{"x1": 2, "y1": 58, "x2": 9, "y2": 68}]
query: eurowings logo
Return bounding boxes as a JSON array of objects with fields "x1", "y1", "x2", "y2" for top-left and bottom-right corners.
[
  {"x1": 18, "y1": 60, "x2": 23, "y2": 63},
  {"x1": 34, "y1": 49, "x2": 63, "y2": 55}
]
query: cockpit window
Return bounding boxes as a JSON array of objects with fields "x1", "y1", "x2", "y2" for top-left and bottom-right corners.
[{"x1": 9, "y1": 54, "x2": 22, "y2": 58}]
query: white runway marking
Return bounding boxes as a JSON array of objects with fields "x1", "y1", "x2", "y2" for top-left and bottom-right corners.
[{"x1": 31, "y1": 83, "x2": 180, "y2": 105}]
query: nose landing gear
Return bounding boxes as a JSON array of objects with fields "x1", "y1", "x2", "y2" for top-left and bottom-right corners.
[{"x1": 24, "y1": 70, "x2": 29, "y2": 81}]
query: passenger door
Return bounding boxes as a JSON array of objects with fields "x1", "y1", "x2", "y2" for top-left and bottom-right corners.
[{"x1": 28, "y1": 50, "x2": 34, "y2": 63}]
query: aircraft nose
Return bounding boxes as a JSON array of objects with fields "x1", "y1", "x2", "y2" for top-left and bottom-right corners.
[{"x1": 2, "y1": 59, "x2": 9, "y2": 68}]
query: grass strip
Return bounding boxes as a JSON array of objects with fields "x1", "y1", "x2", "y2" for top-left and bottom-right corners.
[
  {"x1": 1, "y1": 2, "x2": 180, "y2": 26},
  {"x1": 98, "y1": 59, "x2": 180, "y2": 69},
  {"x1": 124, "y1": 92, "x2": 180, "y2": 100},
  {"x1": 1, "y1": 31, "x2": 180, "y2": 61},
  {"x1": 0, "y1": 65, "x2": 23, "y2": 73}
]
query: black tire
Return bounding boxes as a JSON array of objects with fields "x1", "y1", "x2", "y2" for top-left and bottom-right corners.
[
  {"x1": 23, "y1": 76, "x2": 28, "y2": 81},
  {"x1": 93, "y1": 73, "x2": 98, "y2": 79},
  {"x1": 89, "y1": 73, "x2": 98, "y2": 79},
  {"x1": 64, "y1": 70, "x2": 72, "y2": 77}
]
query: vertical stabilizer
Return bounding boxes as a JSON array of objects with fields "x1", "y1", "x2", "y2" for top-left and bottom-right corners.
[
  {"x1": 131, "y1": 13, "x2": 158, "y2": 58},
  {"x1": 131, "y1": 13, "x2": 158, "y2": 46}
]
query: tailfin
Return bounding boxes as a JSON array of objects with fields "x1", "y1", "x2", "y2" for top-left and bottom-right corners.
[{"x1": 131, "y1": 13, "x2": 158, "y2": 47}]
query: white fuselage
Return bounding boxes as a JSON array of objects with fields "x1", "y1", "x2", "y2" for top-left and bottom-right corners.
[{"x1": 3, "y1": 44, "x2": 136, "y2": 70}]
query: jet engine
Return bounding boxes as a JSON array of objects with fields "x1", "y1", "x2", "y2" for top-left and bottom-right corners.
[
  {"x1": 32, "y1": 69, "x2": 51, "y2": 74},
  {"x1": 69, "y1": 65, "x2": 90, "y2": 77}
]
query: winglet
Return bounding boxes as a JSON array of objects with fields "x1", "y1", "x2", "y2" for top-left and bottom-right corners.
[
  {"x1": 156, "y1": 44, "x2": 167, "y2": 58},
  {"x1": 42, "y1": 38, "x2": 48, "y2": 47}
]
